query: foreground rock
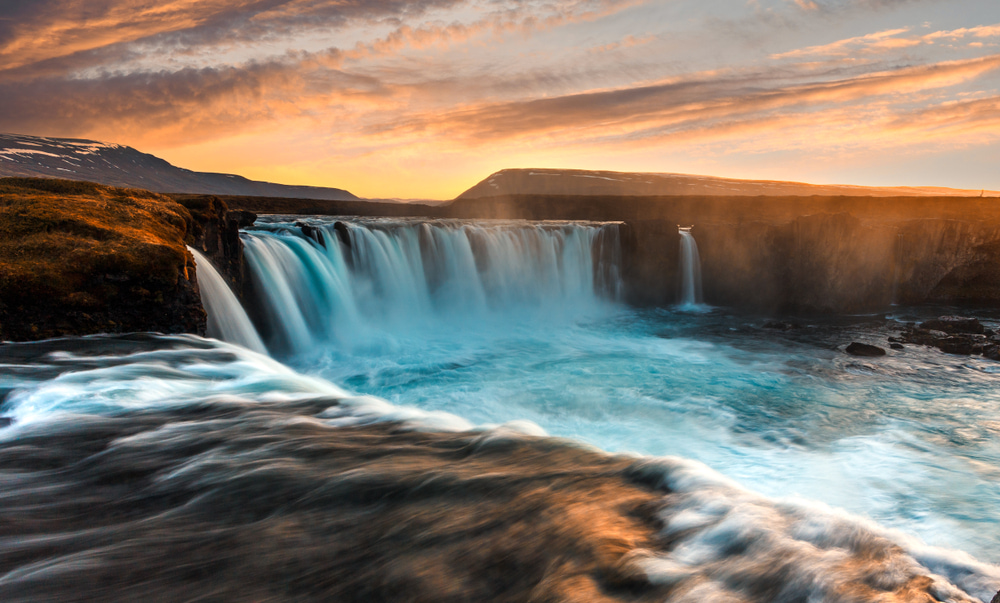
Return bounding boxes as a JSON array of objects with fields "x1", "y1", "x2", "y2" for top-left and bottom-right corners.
[
  {"x1": 0, "y1": 178, "x2": 205, "y2": 340},
  {"x1": 846, "y1": 342, "x2": 887, "y2": 357},
  {"x1": 919, "y1": 316, "x2": 984, "y2": 334},
  {"x1": 898, "y1": 316, "x2": 999, "y2": 358},
  {"x1": 179, "y1": 194, "x2": 255, "y2": 292}
]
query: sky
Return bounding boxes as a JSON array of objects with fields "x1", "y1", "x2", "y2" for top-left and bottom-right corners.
[{"x1": 1, "y1": 0, "x2": 999, "y2": 199}]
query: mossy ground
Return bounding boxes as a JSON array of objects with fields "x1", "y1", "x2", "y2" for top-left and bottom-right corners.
[{"x1": 0, "y1": 178, "x2": 205, "y2": 340}]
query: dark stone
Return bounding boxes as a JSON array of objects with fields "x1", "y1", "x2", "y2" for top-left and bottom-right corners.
[
  {"x1": 0, "y1": 417, "x2": 10, "y2": 428},
  {"x1": 984, "y1": 345, "x2": 1000, "y2": 361},
  {"x1": 991, "y1": 590, "x2": 1000, "y2": 603},
  {"x1": 887, "y1": 336, "x2": 903, "y2": 343},
  {"x1": 919, "y1": 316, "x2": 984, "y2": 335},
  {"x1": 229, "y1": 210, "x2": 257, "y2": 229},
  {"x1": 937, "y1": 337, "x2": 974, "y2": 355},
  {"x1": 890, "y1": 343, "x2": 904, "y2": 350},
  {"x1": 334, "y1": 221, "x2": 351, "y2": 248},
  {"x1": 845, "y1": 342, "x2": 886, "y2": 357},
  {"x1": 297, "y1": 223, "x2": 326, "y2": 248},
  {"x1": 763, "y1": 321, "x2": 801, "y2": 330}
]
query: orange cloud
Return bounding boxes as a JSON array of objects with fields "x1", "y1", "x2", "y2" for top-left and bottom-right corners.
[{"x1": 772, "y1": 23, "x2": 1000, "y2": 60}]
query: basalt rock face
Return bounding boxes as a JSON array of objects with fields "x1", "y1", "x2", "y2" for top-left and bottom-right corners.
[
  {"x1": 618, "y1": 215, "x2": 895, "y2": 312},
  {"x1": 176, "y1": 195, "x2": 256, "y2": 298},
  {"x1": 446, "y1": 194, "x2": 1000, "y2": 313},
  {"x1": 0, "y1": 178, "x2": 205, "y2": 341}
]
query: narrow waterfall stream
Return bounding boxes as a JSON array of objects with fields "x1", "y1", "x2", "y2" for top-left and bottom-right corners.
[
  {"x1": 189, "y1": 247, "x2": 267, "y2": 354},
  {"x1": 678, "y1": 226, "x2": 704, "y2": 306},
  {"x1": 4, "y1": 216, "x2": 999, "y2": 602}
]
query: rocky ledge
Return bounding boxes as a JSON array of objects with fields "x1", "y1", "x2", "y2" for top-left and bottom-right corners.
[
  {"x1": 892, "y1": 316, "x2": 1000, "y2": 359},
  {"x1": 0, "y1": 178, "x2": 252, "y2": 341}
]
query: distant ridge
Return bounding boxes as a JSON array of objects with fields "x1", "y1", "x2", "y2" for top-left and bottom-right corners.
[
  {"x1": 458, "y1": 168, "x2": 1000, "y2": 199},
  {"x1": 0, "y1": 134, "x2": 359, "y2": 200}
]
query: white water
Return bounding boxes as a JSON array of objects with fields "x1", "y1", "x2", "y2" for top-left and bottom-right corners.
[
  {"x1": 5, "y1": 217, "x2": 1000, "y2": 600},
  {"x1": 678, "y1": 228, "x2": 703, "y2": 306},
  {"x1": 189, "y1": 247, "x2": 267, "y2": 354},
  {"x1": 241, "y1": 218, "x2": 623, "y2": 354},
  {"x1": 2, "y1": 334, "x2": 998, "y2": 601}
]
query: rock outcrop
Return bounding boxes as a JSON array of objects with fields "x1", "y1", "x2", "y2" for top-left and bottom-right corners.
[
  {"x1": 177, "y1": 195, "x2": 256, "y2": 296},
  {"x1": 845, "y1": 342, "x2": 886, "y2": 357},
  {"x1": 896, "y1": 316, "x2": 999, "y2": 358},
  {"x1": 0, "y1": 178, "x2": 206, "y2": 341},
  {"x1": 444, "y1": 193, "x2": 1000, "y2": 312}
]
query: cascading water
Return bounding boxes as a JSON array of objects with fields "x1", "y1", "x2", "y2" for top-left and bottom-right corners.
[
  {"x1": 240, "y1": 218, "x2": 625, "y2": 354},
  {"x1": 678, "y1": 226, "x2": 704, "y2": 306},
  {"x1": 189, "y1": 247, "x2": 268, "y2": 354}
]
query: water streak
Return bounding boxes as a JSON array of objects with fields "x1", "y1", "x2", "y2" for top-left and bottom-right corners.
[
  {"x1": 189, "y1": 247, "x2": 267, "y2": 354},
  {"x1": 241, "y1": 218, "x2": 624, "y2": 354},
  {"x1": 678, "y1": 226, "x2": 704, "y2": 306}
]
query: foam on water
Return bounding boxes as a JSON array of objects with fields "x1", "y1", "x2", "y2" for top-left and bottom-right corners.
[
  {"x1": 226, "y1": 218, "x2": 1000, "y2": 572},
  {"x1": 4, "y1": 216, "x2": 1000, "y2": 600},
  {"x1": 1, "y1": 334, "x2": 998, "y2": 601}
]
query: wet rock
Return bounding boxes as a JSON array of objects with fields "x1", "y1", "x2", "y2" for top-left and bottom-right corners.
[
  {"x1": 889, "y1": 343, "x2": 904, "y2": 350},
  {"x1": 991, "y1": 590, "x2": 1000, "y2": 603},
  {"x1": 919, "y1": 316, "x2": 984, "y2": 335},
  {"x1": 937, "y1": 337, "x2": 974, "y2": 355},
  {"x1": 984, "y1": 344, "x2": 1000, "y2": 361},
  {"x1": 334, "y1": 221, "x2": 351, "y2": 248},
  {"x1": 297, "y1": 223, "x2": 326, "y2": 247},
  {"x1": 887, "y1": 336, "x2": 903, "y2": 343},
  {"x1": 763, "y1": 321, "x2": 801, "y2": 330},
  {"x1": 228, "y1": 210, "x2": 256, "y2": 229},
  {"x1": 902, "y1": 328, "x2": 948, "y2": 346},
  {"x1": 845, "y1": 342, "x2": 886, "y2": 357},
  {"x1": 900, "y1": 325, "x2": 990, "y2": 356}
]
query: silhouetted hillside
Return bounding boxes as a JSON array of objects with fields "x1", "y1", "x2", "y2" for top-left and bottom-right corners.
[{"x1": 0, "y1": 134, "x2": 358, "y2": 200}]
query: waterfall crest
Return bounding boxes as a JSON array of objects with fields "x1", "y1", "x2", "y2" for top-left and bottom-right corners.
[
  {"x1": 241, "y1": 218, "x2": 625, "y2": 354},
  {"x1": 678, "y1": 227, "x2": 704, "y2": 306},
  {"x1": 189, "y1": 247, "x2": 268, "y2": 354}
]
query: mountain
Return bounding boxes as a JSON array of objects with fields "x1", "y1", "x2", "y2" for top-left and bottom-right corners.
[
  {"x1": 0, "y1": 134, "x2": 358, "y2": 200},
  {"x1": 457, "y1": 168, "x2": 998, "y2": 199}
]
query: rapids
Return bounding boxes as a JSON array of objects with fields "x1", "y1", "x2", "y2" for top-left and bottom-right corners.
[{"x1": 1, "y1": 215, "x2": 999, "y2": 601}]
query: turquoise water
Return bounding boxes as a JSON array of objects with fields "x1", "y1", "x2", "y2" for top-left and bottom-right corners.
[
  {"x1": 4, "y1": 216, "x2": 999, "y2": 600},
  {"x1": 234, "y1": 217, "x2": 1000, "y2": 564},
  {"x1": 290, "y1": 305, "x2": 1000, "y2": 564}
]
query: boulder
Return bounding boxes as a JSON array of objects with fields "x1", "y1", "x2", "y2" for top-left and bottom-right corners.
[
  {"x1": 334, "y1": 221, "x2": 351, "y2": 248},
  {"x1": 763, "y1": 321, "x2": 801, "y2": 330},
  {"x1": 919, "y1": 316, "x2": 984, "y2": 334},
  {"x1": 297, "y1": 222, "x2": 326, "y2": 247},
  {"x1": 846, "y1": 342, "x2": 886, "y2": 357},
  {"x1": 937, "y1": 337, "x2": 974, "y2": 356},
  {"x1": 890, "y1": 343, "x2": 904, "y2": 350}
]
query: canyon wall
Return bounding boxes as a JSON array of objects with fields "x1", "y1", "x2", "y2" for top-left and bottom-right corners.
[{"x1": 446, "y1": 194, "x2": 1000, "y2": 313}]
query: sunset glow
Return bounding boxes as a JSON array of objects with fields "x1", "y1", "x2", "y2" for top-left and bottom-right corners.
[{"x1": 2, "y1": 0, "x2": 999, "y2": 198}]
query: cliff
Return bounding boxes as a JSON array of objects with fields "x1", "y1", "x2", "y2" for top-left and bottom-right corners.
[
  {"x1": 0, "y1": 178, "x2": 223, "y2": 341},
  {"x1": 457, "y1": 168, "x2": 999, "y2": 200},
  {"x1": 446, "y1": 194, "x2": 1000, "y2": 313}
]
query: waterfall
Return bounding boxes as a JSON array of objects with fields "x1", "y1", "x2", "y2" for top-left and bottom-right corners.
[
  {"x1": 241, "y1": 218, "x2": 625, "y2": 354},
  {"x1": 189, "y1": 247, "x2": 268, "y2": 354},
  {"x1": 678, "y1": 226, "x2": 704, "y2": 306}
]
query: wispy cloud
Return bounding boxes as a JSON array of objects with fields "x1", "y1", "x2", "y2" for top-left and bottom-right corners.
[
  {"x1": 772, "y1": 23, "x2": 1000, "y2": 59},
  {"x1": 1, "y1": 0, "x2": 998, "y2": 196}
]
